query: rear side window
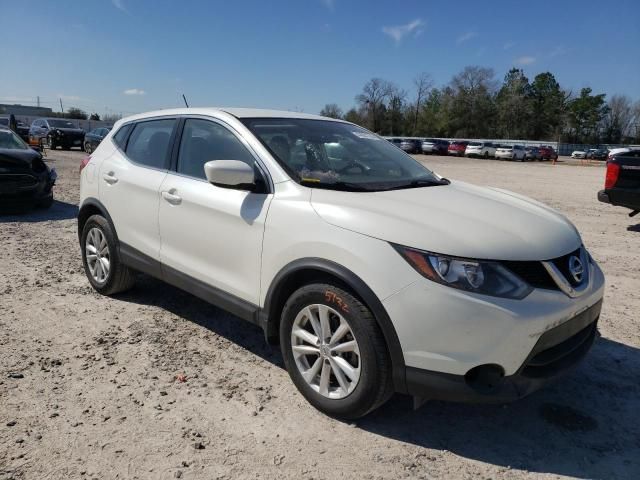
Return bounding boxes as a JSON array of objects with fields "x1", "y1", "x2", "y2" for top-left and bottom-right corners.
[
  {"x1": 126, "y1": 119, "x2": 175, "y2": 169},
  {"x1": 112, "y1": 124, "x2": 132, "y2": 149},
  {"x1": 177, "y1": 119, "x2": 254, "y2": 180}
]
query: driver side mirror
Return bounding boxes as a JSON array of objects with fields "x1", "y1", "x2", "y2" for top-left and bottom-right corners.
[{"x1": 204, "y1": 160, "x2": 256, "y2": 191}]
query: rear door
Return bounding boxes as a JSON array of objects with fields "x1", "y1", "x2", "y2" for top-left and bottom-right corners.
[
  {"x1": 99, "y1": 118, "x2": 177, "y2": 266},
  {"x1": 158, "y1": 117, "x2": 273, "y2": 305}
]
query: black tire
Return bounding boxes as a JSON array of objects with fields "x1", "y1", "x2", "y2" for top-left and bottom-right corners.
[
  {"x1": 81, "y1": 214, "x2": 136, "y2": 295},
  {"x1": 84, "y1": 142, "x2": 92, "y2": 154},
  {"x1": 280, "y1": 283, "x2": 393, "y2": 419},
  {"x1": 483, "y1": 151, "x2": 489, "y2": 159},
  {"x1": 48, "y1": 135, "x2": 56, "y2": 150}
]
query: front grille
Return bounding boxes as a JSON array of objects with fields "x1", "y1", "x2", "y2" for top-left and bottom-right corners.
[
  {"x1": 551, "y1": 248, "x2": 582, "y2": 287},
  {"x1": 502, "y1": 260, "x2": 558, "y2": 290},
  {"x1": 0, "y1": 174, "x2": 37, "y2": 193}
]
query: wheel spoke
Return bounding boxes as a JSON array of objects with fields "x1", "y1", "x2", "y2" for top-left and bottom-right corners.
[
  {"x1": 331, "y1": 340, "x2": 357, "y2": 354},
  {"x1": 95, "y1": 258, "x2": 103, "y2": 280},
  {"x1": 329, "y1": 321, "x2": 349, "y2": 345},
  {"x1": 292, "y1": 345, "x2": 320, "y2": 357},
  {"x1": 302, "y1": 357, "x2": 322, "y2": 383},
  {"x1": 292, "y1": 327, "x2": 319, "y2": 347},
  {"x1": 319, "y1": 361, "x2": 331, "y2": 396},
  {"x1": 332, "y1": 356, "x2": 358, "y2": 381},
  {"x1": 86, "y1": 244, "x2": 97, "y2": 255},
  {"x1": 304, "y1": 307, "x2": 322, "y2": 341},
  {"x1": 329, "y1": 357, "x2": 349, "y2": 393},
  {"x1": 100, "y1": 257, "x2": 110, "y2": 275},
  {"x1": 318, "y1": 305, "x2": 331, "y2": 341}
]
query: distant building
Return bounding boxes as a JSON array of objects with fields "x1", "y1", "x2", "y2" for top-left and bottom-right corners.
[{"x1": 0, "y1": 103, "x2": 53, "y2": 117}]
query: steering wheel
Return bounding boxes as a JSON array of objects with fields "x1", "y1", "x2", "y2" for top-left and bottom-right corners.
[{"x1": 336, "y1": 160, "x2": 371, "y2": 175}]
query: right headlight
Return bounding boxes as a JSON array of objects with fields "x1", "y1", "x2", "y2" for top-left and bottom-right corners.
[{"x1": 393, "y1": 244, "x2": 533, "y2": 300}]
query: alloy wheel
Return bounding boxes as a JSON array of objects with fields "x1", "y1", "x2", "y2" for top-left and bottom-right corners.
[
  {"x1": 291, "y1": 304, "x2": 361, "y2": 399},
  {"x1": 85, "y1": 227, "x2": 110, "y2": 283}
]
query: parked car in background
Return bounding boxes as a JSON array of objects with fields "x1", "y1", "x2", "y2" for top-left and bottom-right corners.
[
  {"x1": 0, "y1": 126, "x2": 56, "y2": 210},
  {"x1": 421, "y1": 138, "x2": 449, "y2": 155},
  {"x1": 78, "y1": 107, "x2": 605, "y2": 418},
  {"x1": 539, "y1": 146, "x2": 558, "y2": 161},
  {"x1": 421, "y1": 139, "x2": 449, "y2": 155},
  {"x1": 588, "y1": 148, "x2": 608, "y2": 160},
  {"x1": 0, "y1": 117, "x2": 30, "y2": 142},
  {"x1": 29, "y1": 118, "x2": 86, "y2": 150},
  {"x1": 448, "y1": 141, "x2": 469, "y2": 157},
  {"x1": 495, "y1": 145, "x2": 526, "y2": 161},
  {"x1": 571, "y1": 150, "x2": 588, "y2": 159},
  {"x1": 465, "y1": 141, "x2": 496, "y2": 159},
  {"x1": 400, "y1": 138, "x2": 423, "y2": 154},
  {"x1": 387, "y1": 138, "x2": 403, "y2": 148},
  {"x1": 598, "y1": 149, "x2": 640, "y2": 217},
  {"x1": 84, "y1": 127, "x2": 111, "y2": 154},
  {"x1": 525, "y1": 147, "x2": 542, "y2": 161}
]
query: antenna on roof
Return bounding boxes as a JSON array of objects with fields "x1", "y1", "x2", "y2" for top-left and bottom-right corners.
[{"x1": 182, "y1": 94, "x2": 189, "y2": 108}]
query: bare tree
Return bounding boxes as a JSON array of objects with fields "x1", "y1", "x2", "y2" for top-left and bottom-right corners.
[
  {"x1": 412, "y1": 72, "x2": 433, "y2": 134},
  {"x1": 319, "y1": 103, "x2": 344, "y2": 119},
  {"x1": 602, "y1": 94, "x2": 635, "y2": 142},
  {"x1": 355, "y1": 78, "x2": 393, "y2": 132}
]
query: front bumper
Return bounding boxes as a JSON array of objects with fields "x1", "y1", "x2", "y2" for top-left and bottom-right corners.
[{"x1": 405, "y1": 300, "x2": 601, "y2": 402}]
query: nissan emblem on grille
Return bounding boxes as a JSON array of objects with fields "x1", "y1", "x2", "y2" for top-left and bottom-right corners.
[{"x1": 569, "y1": 255, "x2": 584, "y2": 283}]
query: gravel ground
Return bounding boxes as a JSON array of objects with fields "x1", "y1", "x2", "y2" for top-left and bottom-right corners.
[{"x1": 1, "y1": 150, "x2": 638, "y2": 480}]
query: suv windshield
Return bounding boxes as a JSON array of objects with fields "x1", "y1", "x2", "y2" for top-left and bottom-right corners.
[
  {"x1": 48, "y1": 119, "x2": 76, "y2": 128},
  {"x1": 242, "y1": 118, "x2": 445, "y2": 192}
]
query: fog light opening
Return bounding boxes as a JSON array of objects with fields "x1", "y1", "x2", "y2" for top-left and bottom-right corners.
[{"x1": 465, "y1": 364, "x2": 505, "y2": 394}]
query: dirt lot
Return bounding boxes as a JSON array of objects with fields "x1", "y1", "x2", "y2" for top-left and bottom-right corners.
[{"x1": 1, "y1": 151, "x2": 638, "y2": 480}]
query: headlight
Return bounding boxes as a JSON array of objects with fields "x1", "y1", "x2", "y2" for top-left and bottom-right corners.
[{"x1": 393, "y1": 245, "x2": 533, "y2": 299}]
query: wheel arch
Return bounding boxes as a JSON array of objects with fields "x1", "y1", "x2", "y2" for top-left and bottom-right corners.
[
  {"x1": 78, "y1": 197, "x2": 117, "y2": 242},
  {"x1": 261, "y1": 258, "x2": 407, "y2": 393}
]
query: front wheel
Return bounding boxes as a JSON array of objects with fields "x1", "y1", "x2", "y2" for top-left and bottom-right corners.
[
  {"x1": 81, "y1": 215, "x2": 136, "y2": 295},
  {"x1": 48, "y1": 135, "x2": 56, "y2": 150},
  {"x1": 280, "y1": 284, "x2": 393, "y2": 419},
  {"x1": 84, "y1": 142, "x2": 92, "y2": 154}
]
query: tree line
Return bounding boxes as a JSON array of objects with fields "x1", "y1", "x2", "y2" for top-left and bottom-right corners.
[{"x1": 320, "y1": 66, "x2": 640, "y2": 145}]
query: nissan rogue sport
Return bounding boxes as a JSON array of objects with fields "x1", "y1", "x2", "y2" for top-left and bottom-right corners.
[{"x1": 78, "y1": 108, "x2": 605, "y2": 419}]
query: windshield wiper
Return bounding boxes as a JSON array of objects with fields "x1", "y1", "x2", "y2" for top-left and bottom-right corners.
[
  {"x1": 299, "y1": 179, "x2": 373, "y2": 192},
  {"x1": 382, "y1": 178, "x2": 450, "y2": 191}
]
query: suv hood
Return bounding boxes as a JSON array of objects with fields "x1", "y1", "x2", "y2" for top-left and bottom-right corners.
[{"x1": 310, "y1": 180, "x2": 581, "y2": 261}]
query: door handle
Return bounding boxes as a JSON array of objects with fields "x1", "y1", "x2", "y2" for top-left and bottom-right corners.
[
  {"x1": 102, "y1": 172, "x2": 118, "y2": 185},
  {"x1": 161, "y1": 190, "x2": 182, "y2": 205}
]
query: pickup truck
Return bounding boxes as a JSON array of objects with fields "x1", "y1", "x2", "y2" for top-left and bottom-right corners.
[{"x1": 598, "y1": 149, "x2": 640, "y2": 217}]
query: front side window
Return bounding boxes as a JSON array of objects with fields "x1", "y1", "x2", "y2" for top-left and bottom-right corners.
[
  {"x1": 242, "y1": 118, "x2": 444, "y2": 192},
  {"x1": 177, "y1": 119, "x2": 255, "y2": 180},
  {"x1": 0, "y1": 129, "x2": 29, "y2": 150},
  {"x1": 125, "y1": 119, "x2": 175, "y2": 169}
]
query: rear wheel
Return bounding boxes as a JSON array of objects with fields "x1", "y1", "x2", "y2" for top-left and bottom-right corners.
[
  {"x1": 48, "y1": 135, "x2": 56, "y2": 150},
  {"x1": 280, "y1": 283, "x2": 393, "y2": 419},
  {"x1": 81, "y1": 215, "x2": 136, "y2": 295},
  {"x1": 483, "y1": 151, "x2": 489, "y2": 159},
  {"x1": 84, "y1": 142, "x2": 92, "y2": 154}
]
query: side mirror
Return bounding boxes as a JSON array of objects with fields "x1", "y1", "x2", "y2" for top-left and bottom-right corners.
[{"x1": 204, "y1": 160, "x2": 255, "y2": 190}]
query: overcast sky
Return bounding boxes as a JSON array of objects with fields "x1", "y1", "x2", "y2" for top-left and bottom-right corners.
[{"x1": 1, "y1": 0, "x2": 638, "y2": 117}]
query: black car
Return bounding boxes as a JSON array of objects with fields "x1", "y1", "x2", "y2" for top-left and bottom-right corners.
[
  {"x1": 84, "y1": 127, "x2": 111, "y2": 154},
  {"x1": 598, "y1": 149, "x2": 640, "y2": 217},
  {"x1": 0, "y1": 117, "x2": 30, "y2": 142},
  {"x1": 29, "y1": 118, "x2": 85, "y2": 150},
  {"x1": 0, "y1": 127, "x2": 56, "y2": 210}
]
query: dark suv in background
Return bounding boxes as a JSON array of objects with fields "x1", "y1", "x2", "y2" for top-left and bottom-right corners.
[{"x1": 29, "y1": 118, "x2": 85, "y2": 150}]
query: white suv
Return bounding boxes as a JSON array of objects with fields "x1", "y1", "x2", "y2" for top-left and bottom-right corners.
[
  {"x1": 464, "y1": 141, "x2": 496, "y2": 159},
  {"x1": 78, "y1": 108, "x2": 605, "y2": 418}
]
